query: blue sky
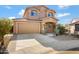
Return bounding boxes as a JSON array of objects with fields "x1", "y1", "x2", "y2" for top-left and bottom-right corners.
[{"x1": 0, "y1": 5, "x2": 79, "y2": 24}]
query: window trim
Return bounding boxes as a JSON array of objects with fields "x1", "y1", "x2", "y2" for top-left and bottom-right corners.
[
  {"x1": 30, "y1": 10, "x2": 38, "y2": 16},
  {"x1": 47, "y1": 12, "x2": 53, "y2": 17}
]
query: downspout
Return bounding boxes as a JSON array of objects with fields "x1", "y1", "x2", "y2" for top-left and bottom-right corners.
[{"x1": 40, "y1": 22, "x2": 42, "y2": 33}]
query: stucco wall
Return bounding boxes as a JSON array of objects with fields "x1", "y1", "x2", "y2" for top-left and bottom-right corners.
[
  {"x1": 23, "y1": 6, "x2": 55, "y2": 20},
  {"x1": 13, "y1": 17, "x2": 57, "y2": 34},
  {"x1": 70, "y1": 24, "x2": 75, "y2": 34},
  {"x1": 24, "y1": 9, "x2": 40, "y2": 19}
]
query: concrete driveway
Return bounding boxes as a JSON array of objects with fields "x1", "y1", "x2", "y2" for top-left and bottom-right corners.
[{"x1": 13, "y1": 34, "x2": 79, "y2": 51}]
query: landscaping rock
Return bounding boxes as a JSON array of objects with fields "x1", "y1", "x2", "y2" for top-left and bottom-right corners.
[{"x1": 3, "y1": 34, "x2": 13, "y2": 48}]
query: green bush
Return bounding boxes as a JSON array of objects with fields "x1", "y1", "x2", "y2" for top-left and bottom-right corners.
[
  {"x1": 0, "y1": 18, "x2": 12, "y2": 45},
  {"x1": 57, "y1": 24, "x2": 67, "y2": 35}
]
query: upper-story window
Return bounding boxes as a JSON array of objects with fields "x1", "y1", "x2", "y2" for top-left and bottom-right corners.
[
  {"x1": 48, "y1": 13, "x2": 53, "y2": 17},
  {"x1": 31, "y1": 10, "x2": 37, "y2": 16}
]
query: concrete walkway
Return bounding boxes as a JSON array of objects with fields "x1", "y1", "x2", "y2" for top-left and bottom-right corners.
[
  {"x1": 14, "y1": 34, "x2": 79, "y2": 51},
  {"x1": 7, "y1": 38, "x2": 57, "y2": 54}
]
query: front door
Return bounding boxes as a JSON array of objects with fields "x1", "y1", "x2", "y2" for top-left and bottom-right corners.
[{"x1": 45, "y1": 22, "x2": 54, "y2": 33}]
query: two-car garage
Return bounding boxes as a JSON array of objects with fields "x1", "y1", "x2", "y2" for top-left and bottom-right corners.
[{"x1": 13, "y1": 19, "x2": 41, "y2": 34}]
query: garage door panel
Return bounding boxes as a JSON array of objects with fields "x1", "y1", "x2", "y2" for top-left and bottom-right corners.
[{"x1": 18, "y1": 22, "x2": 40, "y2": 33}]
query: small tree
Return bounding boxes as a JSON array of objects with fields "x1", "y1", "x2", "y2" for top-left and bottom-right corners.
[
  {"x1": 0, "y1": 18, "x2": 12, "y2": 52},
  {"x1": 57, "y1": 24, "x2": 67, "y2": 35}
]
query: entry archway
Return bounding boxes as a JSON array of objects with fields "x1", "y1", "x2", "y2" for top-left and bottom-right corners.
[{"x1": 44, "y1": 22, "x2": 55, "y2": 33}]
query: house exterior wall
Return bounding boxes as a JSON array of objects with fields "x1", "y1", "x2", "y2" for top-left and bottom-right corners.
[
  {"x1": 70, "y1": 24, "x2": 75, "y2": 34},
  {"x1": 23, "y1": 8, "x2": 40, "y2": 19},
  {"x1": 13, "y1": 18, "x2": 56, "y2": 34},
  {"x1": 69, "y1": 20, "x2": 79, "y2": 35},
  {"x1": 23, "y1": 6, "x2": 56, "y2": 20}
]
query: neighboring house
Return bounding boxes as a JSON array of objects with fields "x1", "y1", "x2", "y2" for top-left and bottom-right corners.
[
  {"x1": 13, "y1": 6, "x2": 57, "y2": 34},
  {"x1": 69, "y1": 18, "x2": 79, "y2": 35}
]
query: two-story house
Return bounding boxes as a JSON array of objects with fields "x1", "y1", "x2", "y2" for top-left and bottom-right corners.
[{"x1": 13, "y1": 6, "x2": 57, "y2": 34}]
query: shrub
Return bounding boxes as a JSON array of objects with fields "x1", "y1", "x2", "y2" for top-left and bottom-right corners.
[
  {"x1": 57, "y1": 24, "x2": 67, "y2": 35},
  {"x1": 0, "y1": 18, "x2": 12, "y2": 51}
]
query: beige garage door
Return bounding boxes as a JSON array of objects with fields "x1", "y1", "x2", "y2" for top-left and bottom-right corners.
[{"x1": 17, "y1": 21, "x2": 40, "y2": 34}]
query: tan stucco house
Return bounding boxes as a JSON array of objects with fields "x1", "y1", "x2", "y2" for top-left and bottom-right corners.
[
  {"x1": 13, "y1": 6, "x2": 57, "y2": 34},
  {"x1": 69, "y1": 19, "x2": 79, "y2": 35}
]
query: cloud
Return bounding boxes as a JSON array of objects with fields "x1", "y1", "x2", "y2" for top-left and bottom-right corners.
[
  {"x1": 56, "y1": 13, "x2": 70, "y2": 18},
  {"x1": 18, "y1": 9, "x2": 25, "y2": 16},
  {"x1": 58, "y1": 5, "x2": 71, "y2": 9},
  {"x1": 5, "y1": 6, "x2": 11, "y2": 9},
  {"x1": 58, "y1": 19, "x2": 71, "y2": 24},
  {"x1": 8, "y1": 16, "x2": 15, "y2": 19}
]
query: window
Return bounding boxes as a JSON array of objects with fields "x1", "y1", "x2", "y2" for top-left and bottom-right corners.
[
  {"x1": 31, "y1": 10, "x2": 37, "y2": 16},
  {"x1": 48, "y1": 13, "x2": 53, "y2": 17},
  {"x1": 75, "y1": 24, "x2": 79, "y2": 31}
]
